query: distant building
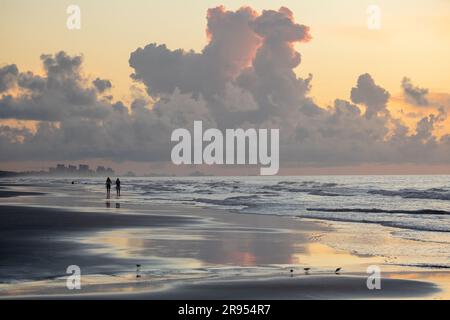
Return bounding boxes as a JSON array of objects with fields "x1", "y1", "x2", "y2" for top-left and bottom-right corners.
[
  {"x1": 47, "y1": 163, "x2": 112, "y2": 176},
  {"x1": 96, "y1": 166, "x2": 107, "y2": 174},
  {"x1": 49, "y1": 164, "x2": 67, "y2": 175},
  {"x1": 78, "y1": 164, "x2": 94, "y2": 176},
  {"x1": 78, "y1": 164, "x2": 89, "y2": 172},
  {"x1": 67, "y1": 165, "x2": 77, "y2": 174},
  {"x1": 96, "y1": 166, "x2": 114, "y2": 176}
]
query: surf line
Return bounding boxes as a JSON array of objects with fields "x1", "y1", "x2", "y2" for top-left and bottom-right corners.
[{"x1": 171, "y1": 121, "x2": 279, "y2": 175}]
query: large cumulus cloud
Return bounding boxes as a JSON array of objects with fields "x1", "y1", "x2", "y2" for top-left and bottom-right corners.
[
  {"x1": 129, "y1": 6, "x2": 261, "y2": 99},
  {"x1": 1, "y1": 6, "x2": 450, "y2": 168}
]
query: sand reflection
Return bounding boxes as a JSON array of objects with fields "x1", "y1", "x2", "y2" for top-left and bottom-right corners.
[
  {"x1": 79, "y1": 225, "x2": 301, "y2": 268},
  {"x1": 78, "y1": 223, "x2": 378, "y2": 272}
]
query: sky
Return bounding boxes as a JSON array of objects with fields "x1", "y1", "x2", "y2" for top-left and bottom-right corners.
[{"x1": 1, "y1": 0, "x2": 450, "y2": 174}]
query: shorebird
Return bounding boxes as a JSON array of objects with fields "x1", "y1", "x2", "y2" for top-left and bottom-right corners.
[
  {"x1": 136, "y1": 264, "x2": 141, "y2": 278},
  {"x1": 304, "y1": 267, "x2": 311, "y2": 274},
  {"x1": 335, "y1": 267, "x2": 342, "y2": 274}
]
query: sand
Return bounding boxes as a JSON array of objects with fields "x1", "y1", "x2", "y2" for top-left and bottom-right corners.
[{"x1": 4, "y1": 275, "x2": 439, "y2": 300}]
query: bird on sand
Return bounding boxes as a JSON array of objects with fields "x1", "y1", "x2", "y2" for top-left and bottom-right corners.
[
  {"x1": 136, "y1": 264, "x2": 142, "y2": 278},
  {"x1": 303, "y1": 267, "x2": 311, "y2": 274},
  {"x1": 335, "y1": 267, "x2": 342, "y2": 274}
]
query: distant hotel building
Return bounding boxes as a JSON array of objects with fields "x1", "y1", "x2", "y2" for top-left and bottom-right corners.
[
  {"x1": 96, "y1": 166, "x2": 115, "y2": 175},
  {"x1": 48, "y1": 164, "x2": 114, "y2": 176}
]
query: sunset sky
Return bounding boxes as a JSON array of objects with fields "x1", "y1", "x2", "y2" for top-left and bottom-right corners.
[{"x1": 1, "y1": 0, "x2": 450, "y2": 174}]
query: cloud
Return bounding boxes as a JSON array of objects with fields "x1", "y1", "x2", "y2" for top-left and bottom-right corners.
[
  {"x1": 1, "y1": 6, "x2": 450, "y2": 168},
  {"x1": 351, "y1": 73, "x2": 390, "y2": 119},
  {"x1": 0, "y1": 64, "x2": 19, "y2": 93},
  {"x1": 129, "y1": 6, "x2": 261, "y2": 99},
  {"x1": 0, "y1": 52, "x2": 113, "y2": 121},
  {"x1": 0, "y1": 58, "x2": 215, "y2": 162},
  {"x1": 402, "y1": 77, "x2": 429, "y2": 106},
  {"x1": 92, "y1": 78, "x2": 112, "y2": 93}
]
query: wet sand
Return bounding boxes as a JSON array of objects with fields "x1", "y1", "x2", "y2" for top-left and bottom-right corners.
[
  {"x1": 3, "y1": 275, "x2": 439, "y2": 300},
  {"x1": 0, "y1": 204, "x2": 200, "y2": 282},
  {"x1": 0, "y1": 190, "x2": 43, "y2": 197},
  {"x1": 0, "y1": 180, "x2": 449, "y2": 299}
]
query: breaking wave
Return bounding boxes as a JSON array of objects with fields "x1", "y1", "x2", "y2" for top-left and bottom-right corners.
[
  {"x1": 368, "y1": 188, "x2": 450, "y2": 201},
  {"x1": 306, "y1": 208, "x2": 450, "y2": 215}
]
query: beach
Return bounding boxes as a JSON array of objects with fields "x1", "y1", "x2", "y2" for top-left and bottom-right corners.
[{"x1": 0, "y1": 177, "x2": 449, "y2": 299}]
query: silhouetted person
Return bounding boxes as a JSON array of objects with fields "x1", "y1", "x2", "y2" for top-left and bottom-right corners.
[
  {"x1": 106, "y1": 177, "x2": 112, "y2": 198},
  {"x1": 115, "y1": 178, "x2": 121, "y2": 197}
]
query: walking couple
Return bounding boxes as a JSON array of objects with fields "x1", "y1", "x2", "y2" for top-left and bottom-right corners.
[{"x1": 106, "y1": 177, "x2": 121, "y2": 197}]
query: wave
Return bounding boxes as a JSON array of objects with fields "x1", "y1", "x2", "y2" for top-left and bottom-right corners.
[
  {"x1": 368, "y1": 188, "x2": 450, "y2": 201},
  {"x1": 393, "y1": 263, "x2": 450, "y2": 269},
  {"x1": 273, "y1": 180, "x2": 339, "y2": 188},
  {"x1": 276, "y1": 180, "x2": 338, "y2": 187},
  {"x1": 262, "y1": 182, "x2": 349, "y2": 197},
  {"x1": 294, "y1": 214, "x2": 450, "y2": 233},
  {"x1": 194, "y1": 195, "x2": 260, "y2": 207},
  {"x1": 306, "y1": 207, "x2": 450, "y2": 215},
  {"x1": 307, "y1": 190, "x2": 345, "y2": 197},
  {"x1": 138, "y1": 184, "x2": 180, "y2": 192}
]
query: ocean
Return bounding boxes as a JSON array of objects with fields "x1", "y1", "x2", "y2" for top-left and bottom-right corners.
[
  {"x1": 2, "y1": 175, "x2": 450, "y2": 269},
  {"x1": 78, "y1": 175, "x2": 450, "y2": 231}
]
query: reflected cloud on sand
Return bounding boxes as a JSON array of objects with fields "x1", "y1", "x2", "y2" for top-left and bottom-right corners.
[{"x1": 78, "y1": 224, "x2": 380, "y2": 272}]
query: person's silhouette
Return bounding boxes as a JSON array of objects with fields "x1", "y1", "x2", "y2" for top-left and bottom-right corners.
[
  {"x1": 106, "y1": 177, "x2": 112, "y2": 198},
  {"x1": 115, "y1": 178, "x2": 121, "y2": 197}
]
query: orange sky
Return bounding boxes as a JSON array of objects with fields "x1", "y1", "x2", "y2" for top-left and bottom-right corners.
[
  {"x1": 1, "y1": 0, "x2": 449, "y2": 104},
  {"x1": 1, "y1": 0, "x2": 450, "y2": 174}
]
